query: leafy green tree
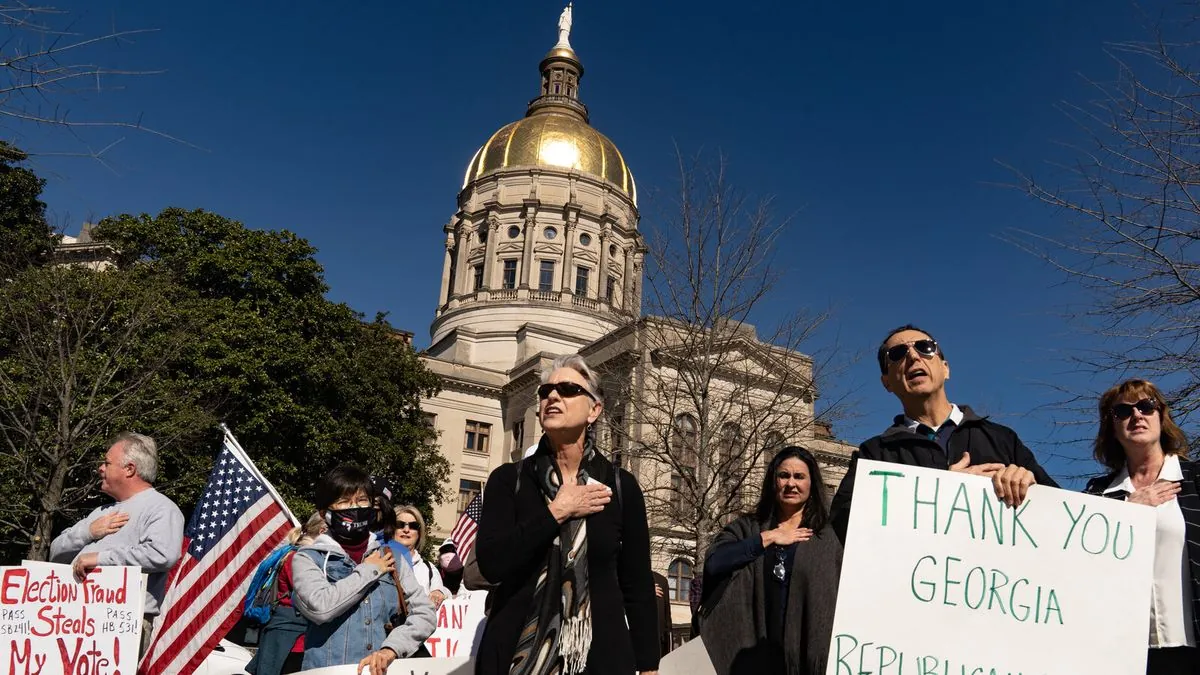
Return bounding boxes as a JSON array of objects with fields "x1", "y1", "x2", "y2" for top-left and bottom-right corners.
[
  {"x1": 0, "y1": 265, "x2": 212, "y2": 561},
  {"x1": 94, "y1": 208, "x2": 448, "y2": 520},
  {"x1": 0, "y1": 142, "x2": 56, "y2": 270}
]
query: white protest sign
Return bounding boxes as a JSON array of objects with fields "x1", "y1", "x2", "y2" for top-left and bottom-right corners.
[
  {"x1": 299, "y1": 657, "x2": 472, "y2": 675},
  {"x1": 659, "y1": 636, "x2": 717, "y2": 675},
  {"x1": 423, "y1": 591, "x2": 486, "y2": 658},
  {"x1": 0, "y1": 562, "x2": 143, "y2": 675},
  {"x1": 828, "y1": 459, "x2": 1154, "y2": 675}
]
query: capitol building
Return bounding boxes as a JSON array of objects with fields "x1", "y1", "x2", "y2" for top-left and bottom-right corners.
[{"x1": 418, "y1": 7, "x2": 854, "y2": 640}]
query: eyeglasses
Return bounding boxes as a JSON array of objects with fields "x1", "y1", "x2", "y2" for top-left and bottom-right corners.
[
  {"x1": 884, "y1": 339, "x2": 940, "y2": 366},
  {"x1": 537, "y1": 381, "x2": 596, "y2": 401},
  {"x1": 396, "y1": 520, "x2": 421, "y2": 531},
  {"x1": 1110, "y1": 398, "x2": 1161, "y2": 420}
]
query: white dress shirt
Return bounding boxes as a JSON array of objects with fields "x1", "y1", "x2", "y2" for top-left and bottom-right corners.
[
  {"x1": 1104, "y1": 454, "x2": 1196, "y2": 647},
  {"x1": 901, "y1": 403, "x2": 964, "y2": 434}
]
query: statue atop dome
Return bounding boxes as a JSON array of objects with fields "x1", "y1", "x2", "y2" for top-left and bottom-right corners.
[{"x1": 556, "y1": 3, "x2": 573, "y2": 48}]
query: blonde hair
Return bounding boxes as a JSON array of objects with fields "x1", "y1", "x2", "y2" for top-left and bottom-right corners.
[
  {"x1": 287, "y1": 511, "x2": 326, "y2": 547},
  {"x1": 394, "y1": 505, "x2": 426, "y2": 552}
]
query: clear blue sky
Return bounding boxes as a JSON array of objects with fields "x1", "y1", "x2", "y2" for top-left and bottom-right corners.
[{"x1": 20, "y1": 0, "x2": 1169, "y2": 485}]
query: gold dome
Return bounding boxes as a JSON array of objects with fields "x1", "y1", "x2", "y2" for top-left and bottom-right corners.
[{"x1": 463, "y1": 113, "x2": 636, "y2": 203}]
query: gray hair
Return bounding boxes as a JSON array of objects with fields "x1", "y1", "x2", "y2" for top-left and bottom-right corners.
[
  {"x1": 112, "y1": 432, "x2": 158, "y2": 483},
  {"x1": 540, "y1": 353, "x2": 604, "y2": 405}
]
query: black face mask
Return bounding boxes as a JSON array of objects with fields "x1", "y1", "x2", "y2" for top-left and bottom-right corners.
[{"x1": 324, "y1": 507, "x2": 376, "y2": 543}]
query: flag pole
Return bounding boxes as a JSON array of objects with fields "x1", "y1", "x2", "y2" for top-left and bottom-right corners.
[{"x1": 219, "y1": 423, "x2": 300, "y2": 527}]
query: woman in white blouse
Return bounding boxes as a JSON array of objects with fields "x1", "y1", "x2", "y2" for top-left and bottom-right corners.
[
  {"x1": 393, "y1": 505, "x2": 450, "y2": 609},
  {"x1": 1084, "y1": 379, "x2": 1200, "y2": 674}
]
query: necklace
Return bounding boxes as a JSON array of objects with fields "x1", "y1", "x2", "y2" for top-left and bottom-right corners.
[{"x1": 772, "y1": 548, "x2": 786, "y2": 583}]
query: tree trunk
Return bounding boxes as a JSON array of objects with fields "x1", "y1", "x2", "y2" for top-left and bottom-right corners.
[{"x1": 28, "y1": 442, "x2": 72, "y2": 561}]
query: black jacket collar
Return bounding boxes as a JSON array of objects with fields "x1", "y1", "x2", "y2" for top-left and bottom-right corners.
[{"x1": 879, "y1": 405, "x2": 985, "y2": 443}]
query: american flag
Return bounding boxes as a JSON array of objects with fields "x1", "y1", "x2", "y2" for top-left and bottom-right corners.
[
  {"x1": 139, "y1": 427, "x2": 297, "y2": 675},
  {"x1": 448, "y1": 493, "x2": 482, "y2": 559}
]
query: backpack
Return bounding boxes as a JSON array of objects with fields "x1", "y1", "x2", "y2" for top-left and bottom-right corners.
[{"x1": 242, "y1": 544, "x2": 297, "y2": 624}]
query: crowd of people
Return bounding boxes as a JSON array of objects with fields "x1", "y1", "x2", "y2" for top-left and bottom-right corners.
[{"x1": 44, "y1": 322, "x2": 1200, "y2": 675}]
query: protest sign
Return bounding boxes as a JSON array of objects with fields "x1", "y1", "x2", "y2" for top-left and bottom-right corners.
[
  {"x1": 659, "y1": 636, "x2": 717, "y2": 675},
  {"x1": 0, "y1": 562, "x2": 143, "y2": 675},
  {"x1": 828, "y1": 459, "x2": 1154, "y2": 675},
  {"x1": 298, "y1": 657, "x2": 472, "y2": 675},
  {"x1": 423, "y1": 591, "x2": 486, "y2": 658}
]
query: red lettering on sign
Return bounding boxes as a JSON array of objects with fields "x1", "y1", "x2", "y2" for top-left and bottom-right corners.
[{"x1": 0, "y1": 570, "x2": 26, "y2": 605}]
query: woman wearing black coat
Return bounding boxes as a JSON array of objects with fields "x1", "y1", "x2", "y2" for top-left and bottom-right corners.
[
  {"x1": 474, "y1": 354, "x2": 659, "y2": 675},
  {"x1": 1083, "y1": 379, "x2": 1200, "y2": 674},
  {"x1": 700, "y1": 445, "x2": 842, "y2": 675}
]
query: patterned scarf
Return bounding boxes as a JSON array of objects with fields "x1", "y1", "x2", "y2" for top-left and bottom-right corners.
[{"x1": 509, "y1": 435, "x2": 610, "y2": 675}]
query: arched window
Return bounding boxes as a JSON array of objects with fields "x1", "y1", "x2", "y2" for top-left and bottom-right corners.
[
  {"x1": 718, "y1": 423, "x2": 742, "y2": 468},
  {"x1": 672, "y1": 414, "x2": 698, "y2": 471},
  {"x1": 762, "y1": 431, "x2": 786, "y2": 463},
  {"x1": 667, "y1": 559, "x2": 693, "y2": 602}
]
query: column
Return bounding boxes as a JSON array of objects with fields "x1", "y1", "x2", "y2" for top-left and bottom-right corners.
[
  {"x1": 483, "y1": 215, "x2": 500, "y2": 290},
  {"x1": 632, "y1": 248, "x2": 645, "y2": 316},
  {"x1": 520, "y1": 207, "x2": 537, "y2": 290},
  {"x1": 622, "y1": 246, "x2": 634, "y2": 310},
  {"x1": 452, "y1": 222, "x2": 470, "y2": 297},
  {"x1": 561, "y1": 219, "x2": 576, "y2": 295},
  {"x1": 598, "y1": 224, "x2": 611, "y2": 304},
  {"x1": 438, "y1": 231, "x2": 454, "y2": 308}
]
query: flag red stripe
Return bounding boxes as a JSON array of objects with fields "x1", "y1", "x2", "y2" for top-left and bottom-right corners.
[
  {"x1": 140, "y1": 503, "x2": 290, "y2": 675},
  {"x1": 151, "y1": 504, "x2": 283, "y2": 634},
  {"x1": 142, "y1": 507, "x2": 285, "y2": 670},
  {"x1": 146, "y1": 515, "x2": 291, "y2": 674}
]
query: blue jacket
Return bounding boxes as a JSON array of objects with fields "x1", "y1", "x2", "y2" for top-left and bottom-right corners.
[{"x1": 291, "y1": 534, "x2": 435, "y2": 669}]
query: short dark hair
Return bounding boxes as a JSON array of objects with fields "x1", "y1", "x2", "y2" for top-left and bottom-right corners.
[
  {"x1": 754, "y1": 445, "x2": 829, "y2": 532},
  {"x1": 314, "y1": 465, "x2": 373, "y2": 511},
  {"x1": 877, "y1": 324, "x2": 943, "y2": 374}
]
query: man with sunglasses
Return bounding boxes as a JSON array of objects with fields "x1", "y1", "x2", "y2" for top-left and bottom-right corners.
[{"x1": 829, "y1": 325, "x2": 1058, "y2": 543}]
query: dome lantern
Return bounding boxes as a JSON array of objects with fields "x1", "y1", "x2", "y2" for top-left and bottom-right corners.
[{"x1": 460, "y1": 3, "x2": 635, "y2": 203}]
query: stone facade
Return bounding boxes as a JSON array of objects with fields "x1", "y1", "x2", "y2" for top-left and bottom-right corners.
[{"x1": 416, "y1": 15, "x2": 855, "y2": 639}]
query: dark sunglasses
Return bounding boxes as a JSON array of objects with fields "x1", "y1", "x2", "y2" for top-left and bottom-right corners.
[
  {"x1": 1110, "y1": 398, "x2": 1161, "y2": 420},
  {"x1": 884, "y1": 339, "x2": 939, "y2": 365},
  {"x1": 537, "y1": 381, "x2": 596, "y2": 401},
  {"x1": 396, "y1": 520, "x2": 421, "y2": 531}
]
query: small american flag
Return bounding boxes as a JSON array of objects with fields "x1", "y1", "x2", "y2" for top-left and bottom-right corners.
[
  {"x1": 139, "y1": 427, "x2": 297, "y2": 675},
  {"x1": 448, "y1": 493, "x2": 483, "y2": 559}
]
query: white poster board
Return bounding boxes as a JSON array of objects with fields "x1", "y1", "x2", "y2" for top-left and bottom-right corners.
[
  {"x1": 423, "y1": 591, "x2": 486, "y2": 658},
  {"x1": 300, "y1": 657, "x2": 472, "y2": 675},
  {"x1": 0, "y1": 562, "x2": 143, "y2": 675},
  {"x1": 828, "y1": 460, "x2": 1154, "y2": 674},
  {"x1": 659, "y1": 636, "x2": 717, "y2": 675}
]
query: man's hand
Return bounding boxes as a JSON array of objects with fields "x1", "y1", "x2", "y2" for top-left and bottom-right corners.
[
  {"x1": 88, "y1": 512, "x2": 129, "y2": 541},
  {"x1": 357, "y1": 647, "x2": 397, "y2": 675},
  {"x1": 654, "y1": 584, "x2": 664, "y2": 599},
  {"x1": 1129, "y1": 480, "x2": 1181, "y2": 507},
  {"x1": 430, "y1": 589, "x2": 446, "y2": 609},
  {"x1": 949, "y1": 452, "x2": 1005, "y2": 477},
  {"x1": 991, "y1": 464, "x2": 1036, "y2": 508},
  {"x1": 71, "y1": 552, "x2": 99, "y2": 582}
]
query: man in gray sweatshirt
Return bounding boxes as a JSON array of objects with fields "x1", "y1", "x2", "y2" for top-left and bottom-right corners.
[{"x1": 50, "y1": 432, "x2": 185, "y2": 655}]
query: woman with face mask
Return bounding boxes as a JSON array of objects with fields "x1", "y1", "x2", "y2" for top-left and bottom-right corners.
[{"x1": 291, "y1": 466, "x2": 436, "y2": 675}]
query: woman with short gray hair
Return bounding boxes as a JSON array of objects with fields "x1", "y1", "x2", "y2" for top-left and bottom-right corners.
[{"x1": 474, "y1": 353, "x2": 658, "y2": 675}]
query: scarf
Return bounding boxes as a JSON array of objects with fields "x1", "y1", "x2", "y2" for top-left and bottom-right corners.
[{"x1": 509, "y1": 434, "x2": 611, "y2": 675}]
